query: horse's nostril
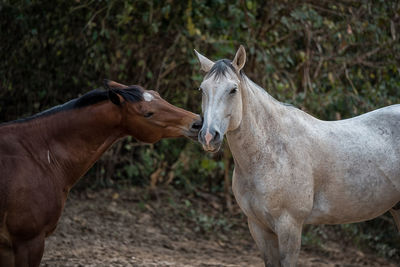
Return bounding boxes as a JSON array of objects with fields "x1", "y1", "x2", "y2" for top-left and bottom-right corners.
[{"x1": 214, "y1": 130, "x2": 220, "y2": 141}]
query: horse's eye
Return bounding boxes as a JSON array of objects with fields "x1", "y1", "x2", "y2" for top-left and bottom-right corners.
[
  {"x1": 144, "y1": 112, "x2": 154, "y2": 118},
  {"x1": 230, "y1": 87, "x2": 238, "y2": 94}
]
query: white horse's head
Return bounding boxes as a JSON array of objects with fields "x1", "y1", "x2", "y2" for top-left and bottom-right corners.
[{"x1": 195, "y1": 45, "x2": 246, "y2": 152}]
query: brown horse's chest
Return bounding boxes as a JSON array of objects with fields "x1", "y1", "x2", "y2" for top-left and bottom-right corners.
[
  {"x1": 45, "y1": 190, "x2": 68, "y2": 237},
  {"x1": 6, "y1": 162, "x2": 67, "y2": 239}
]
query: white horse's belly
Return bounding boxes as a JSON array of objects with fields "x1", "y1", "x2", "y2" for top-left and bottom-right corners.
[{"x1": 306, "y1": 174, "x2": 400, "y2": 224}]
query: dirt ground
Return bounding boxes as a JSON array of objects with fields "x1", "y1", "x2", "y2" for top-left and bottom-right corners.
[{"x1": 41, "y1": 188, "x2": 397, "y2": 267}]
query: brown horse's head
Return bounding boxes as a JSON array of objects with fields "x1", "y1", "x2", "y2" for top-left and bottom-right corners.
[{"x1": 104, "y1": 80, "x2": 202, "y2": 143}]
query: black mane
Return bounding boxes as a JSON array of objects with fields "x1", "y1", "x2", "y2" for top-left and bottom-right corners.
[{"x1": 3, "y1": 86, "x2": 144, "y2": 124}]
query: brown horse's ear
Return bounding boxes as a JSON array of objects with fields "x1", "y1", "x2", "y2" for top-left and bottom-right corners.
[
  {"x1": 108, "y1": 90, "x2": 123, "y2": 106},
  {"x1": 232, "y1": 45, "x2": 246, "y2": 72},
  {"x1": 104, "y1": 79, "x2": 128, "y2": 90}
]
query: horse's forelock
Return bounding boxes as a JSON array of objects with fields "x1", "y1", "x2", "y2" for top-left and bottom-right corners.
[
  {"x1": 205, "y1": 59, "x2": 237, "y2": 80},
  {"x1": 113, "y1": 86, "x2": 144, "y2": 103}
]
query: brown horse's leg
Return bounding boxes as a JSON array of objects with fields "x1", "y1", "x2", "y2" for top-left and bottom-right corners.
[
  {"x1": 389, "y1": 208, "x2": 400, "y2": 233},
  {"x1": 13, "y1": 234, "x2": 45, "y2": 267},
  {"x1": 0, "y1": 234, "x2": 14, "y2": 267}
]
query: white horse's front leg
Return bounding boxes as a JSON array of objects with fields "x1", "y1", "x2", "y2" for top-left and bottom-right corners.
[
  {"x1": 248, "y1": 218, "x2": 280, "y2": 267},
  {"x1": 275, "y1": 212, "x2": 303, "y2": 267}
]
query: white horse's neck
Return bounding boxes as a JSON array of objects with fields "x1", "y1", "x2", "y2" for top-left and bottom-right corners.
[{"x1": 226, "y1": 76, "x2": 301, "y2": 172}]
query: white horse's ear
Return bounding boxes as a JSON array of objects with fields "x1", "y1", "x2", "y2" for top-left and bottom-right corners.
[
  {"x1": 194, "y1": 49, "x2": 214, "y2": 72},
  {"x1": 232, "y1": 45, "x2": 246, "y2": 72}
]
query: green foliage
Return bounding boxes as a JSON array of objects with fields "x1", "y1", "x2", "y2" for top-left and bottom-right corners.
[
  {"x1": 184, "y1": 199, "x2": 233, "y2": 235},
  {"x1": 338, "y1": 218, "x2": 399, "y2": 259},
  {"x1": 302, "y1": 225, "x2": 324, "y2": 249},
  {"x1": 1, "y1": 1, "x2": 399, "y2": 120},
  {"x1": 1, "y1": 0, "x2": 400, "y2": 259}
]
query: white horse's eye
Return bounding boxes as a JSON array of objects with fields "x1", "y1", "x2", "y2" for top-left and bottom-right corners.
[{"x1": 230, "y1": 87, "x2": 238, "y2": 94}]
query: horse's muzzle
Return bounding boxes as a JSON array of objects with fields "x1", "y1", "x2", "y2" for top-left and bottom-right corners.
[
  {"x1": 198, "y1": 126, "x2": 223, "y2": 152},
  {"x1": 185, "y1": 115, "x2": 203, "y2": 140}
]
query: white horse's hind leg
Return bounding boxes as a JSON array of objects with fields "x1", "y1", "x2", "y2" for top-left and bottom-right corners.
[
  {"x1": 275, "y1": 212, "x2": 303, "y2": 267},
  {"x1": 248, "y1": 219, "x2": 280, "y2": 267},
  {"x1": 389, "y1": 208, "x2": 400, "y2": 232}
]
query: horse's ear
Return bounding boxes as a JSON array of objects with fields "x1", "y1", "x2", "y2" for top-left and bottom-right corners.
[
  {"x1": 194, "y1": 49, "x2": 214, "y2": 72},
  {"x1": 232, "y1": 45, "x2": 246, "y2": 72},
  {"x1": 104, "y1": 79, "x2": 128, "y2": 90},
  {"x1": 108, "y1": 90, "x2": 123, "y2": 106}
]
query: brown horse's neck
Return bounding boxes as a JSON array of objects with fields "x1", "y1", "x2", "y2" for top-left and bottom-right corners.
[{"x1": 9, "y1": 101, "x2": 125, "y2": 190}]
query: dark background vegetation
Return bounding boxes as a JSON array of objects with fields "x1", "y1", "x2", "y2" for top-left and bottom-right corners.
[{"x1": 1, "y1": 0, "x2": 400, "y2": 260}]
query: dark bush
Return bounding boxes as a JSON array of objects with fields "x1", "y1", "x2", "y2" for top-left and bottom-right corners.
[{"x1": 1, "y1": 0, "x2": 399, "y2": 259}]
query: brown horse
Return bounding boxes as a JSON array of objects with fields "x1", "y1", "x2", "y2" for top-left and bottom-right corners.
[{"x1": 0, "y1": 80, "x2": 202, "y2": 267}]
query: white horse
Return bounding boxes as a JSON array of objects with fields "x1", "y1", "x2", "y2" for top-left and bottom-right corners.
[{"x1": 194, "y1": 45, "x2": 400, "y2": 267}]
